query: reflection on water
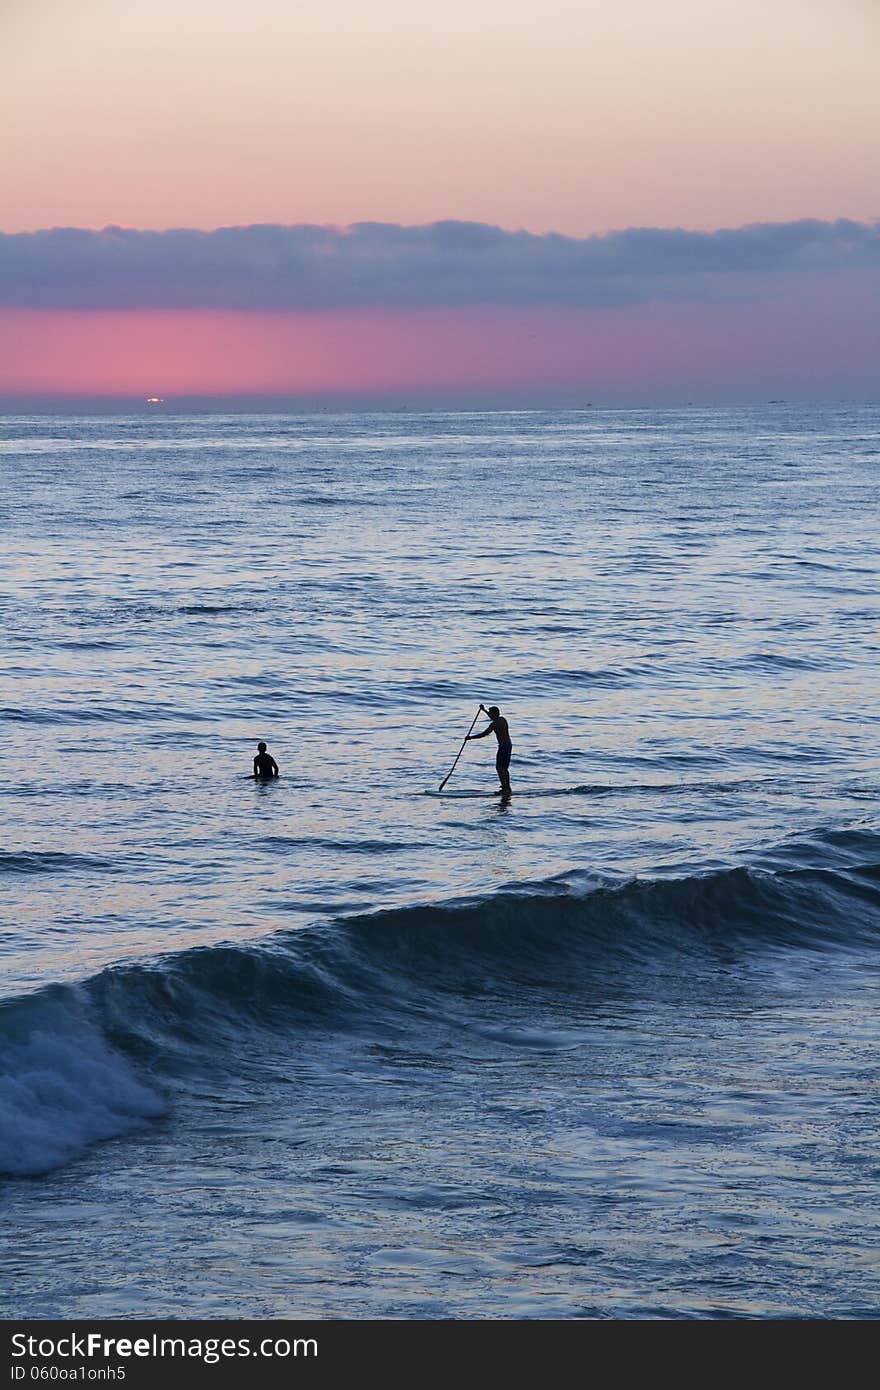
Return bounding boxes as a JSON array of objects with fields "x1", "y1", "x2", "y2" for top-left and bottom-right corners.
[{"x1": 1, "y1": 405, "x2": 879, "y2": 1317}]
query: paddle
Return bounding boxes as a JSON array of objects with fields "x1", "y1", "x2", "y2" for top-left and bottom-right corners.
[{"x1": 438, "y1": 704, "x2": 485, "y2": 792}]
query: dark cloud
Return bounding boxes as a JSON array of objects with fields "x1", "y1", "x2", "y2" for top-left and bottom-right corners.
[{"x1": 0, "y1": 218, "x2": 877, "y2": 310}]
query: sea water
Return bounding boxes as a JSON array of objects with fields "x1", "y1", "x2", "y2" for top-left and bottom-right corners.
[{"x1": 1, "y1": 405, "x2": 879, "y2": 1317}]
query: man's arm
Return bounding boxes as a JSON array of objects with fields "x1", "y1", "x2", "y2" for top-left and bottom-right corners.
[
  {"x1": 271, "y1": 758, "x2": 279, "y2": 775},
  {"x1": 467, "y1": 724, "x2": 493, "y2": 740}
]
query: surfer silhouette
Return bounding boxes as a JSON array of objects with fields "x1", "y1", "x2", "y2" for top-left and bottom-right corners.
[
  {"x1": 467, "y1": 705, "x2": 512, "y2": 797},
  {"x1": 253, "y1": 741, "x2": 279, "y2": 779}
]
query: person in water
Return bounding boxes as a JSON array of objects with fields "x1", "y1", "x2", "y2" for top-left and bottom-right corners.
[
  {"x1": 467, "y1": 705, "x2": 512, "y2": 797},
  {"x1": 253, "y1": 741, "x2": 279, "y2": 779}
]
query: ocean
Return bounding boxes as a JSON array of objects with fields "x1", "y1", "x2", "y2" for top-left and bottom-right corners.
[{"x1": 1, "y1": 404, "x2": 879, "y2": 1318}]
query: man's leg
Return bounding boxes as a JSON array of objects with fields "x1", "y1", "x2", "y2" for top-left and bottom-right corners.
[{"x1": 497, "y1": 749, "x2": 512, "y2": 797}]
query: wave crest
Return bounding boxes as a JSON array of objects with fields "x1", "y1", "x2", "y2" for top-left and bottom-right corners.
[
  {"x1": 3, "y1": 829, "x2": 879, "y2": 1176},
  {"x1": 0, "y1": 989, "x2": 165, "y2": 1177}
]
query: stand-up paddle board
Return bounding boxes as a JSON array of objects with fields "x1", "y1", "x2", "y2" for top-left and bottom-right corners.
[{"x1": 424, "y1": 789, "x2": 501, "y2": 798}]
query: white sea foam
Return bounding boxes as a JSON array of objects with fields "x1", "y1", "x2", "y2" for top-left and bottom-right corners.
[{"x1": 0, "y1": 992, "x2": 165, "y2": 1177}]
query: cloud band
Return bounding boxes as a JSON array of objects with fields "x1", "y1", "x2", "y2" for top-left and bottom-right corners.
[{"x1": 1, "y1": 218, "x2": 878, "y2": 311}]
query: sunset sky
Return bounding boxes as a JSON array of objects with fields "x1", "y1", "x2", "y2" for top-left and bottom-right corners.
[{"x1": 1, "y1": 0, "x2": 877, "y2": 403}]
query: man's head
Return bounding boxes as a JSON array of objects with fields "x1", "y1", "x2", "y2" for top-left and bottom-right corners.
[
  {"x1": 487, "y1": 706, "x2": 500, "y2": 719},
  {"x1": 257, "y1": 741, "x2": 267, "y2": 752}
]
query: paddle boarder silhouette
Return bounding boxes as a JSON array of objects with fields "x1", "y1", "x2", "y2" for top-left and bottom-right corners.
[{"x1": 467, "y1": 705, "x2": 512, "y2": 797}]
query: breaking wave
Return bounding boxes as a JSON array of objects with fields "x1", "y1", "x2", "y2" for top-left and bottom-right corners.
[{"x1": 3, "y1": 825, "x2": 879, "y2": 1178}]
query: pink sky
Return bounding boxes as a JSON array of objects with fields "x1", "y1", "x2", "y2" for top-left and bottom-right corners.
[
  {"x1": 3, "y1": 277, "x2": 876, "y2": 405},
  {"x1": 1, "y1": 1, "x2": 877, "y2": 402},
  {"x1": 3, "y1": 0, "x2": 877, "y2": 234}
]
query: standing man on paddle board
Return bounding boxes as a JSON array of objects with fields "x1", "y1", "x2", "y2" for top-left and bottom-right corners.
[{"x1": 466, "y1": 705, "x2": 512, "y2": 798}]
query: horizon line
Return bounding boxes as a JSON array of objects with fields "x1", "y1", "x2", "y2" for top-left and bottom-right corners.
[{"x1": 0, "y1": 393, "x2": 875, "y2": 416}]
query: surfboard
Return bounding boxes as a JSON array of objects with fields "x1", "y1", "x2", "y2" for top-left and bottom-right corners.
[
  {"x1": 425, "y1": 785, "x2": 600, "y2": 799},
  {"x1": 424, "y1": 789, "x2": 502, "y2": 798}
]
